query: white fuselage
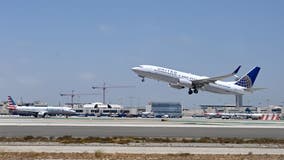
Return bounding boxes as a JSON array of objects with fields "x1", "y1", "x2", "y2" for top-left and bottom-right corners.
[
  {"x1": 12, "y1": 106, "x2": 76, "y2": 116},
  {"x1": 132, "y1": 65, "x2": 248, "y2": 95}
]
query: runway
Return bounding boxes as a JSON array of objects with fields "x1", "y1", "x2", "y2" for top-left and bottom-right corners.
[
  {"x1": 1, "y1": 117, "x2": 284, "y2": 138},
  {"x1": 1, "y1": 142, "x2": 284, "y2": 154},
  {"x1": 2, "y1": 126, "x2": 284, "y2": 138}
]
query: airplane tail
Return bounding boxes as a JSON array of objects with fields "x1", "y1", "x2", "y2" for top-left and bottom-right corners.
[
  {"x1": 235, "y1": 67, "x2": 260, "y2": 88},
  {"x1": 7, "y1": 96, "x2": 17, "y2": 110}
]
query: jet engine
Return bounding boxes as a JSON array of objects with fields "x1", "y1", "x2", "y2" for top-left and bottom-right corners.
[
  {"x1": 169, "y1": 83, "x2": 185, "y2": 89},
  {"x1": 38, "y1": 111, "x2": 48, "y2": 118}
]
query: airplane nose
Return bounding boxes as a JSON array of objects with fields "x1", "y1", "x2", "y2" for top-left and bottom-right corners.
[{"x1": 131, "y1": 67, "x2": 140, "y2": 72}]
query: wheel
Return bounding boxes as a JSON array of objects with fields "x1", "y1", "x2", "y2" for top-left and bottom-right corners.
[
  {"x1": 188, "y1": 89, "x2": 193, "y2": 95},
  {"x1": 141, "y1": 78, "x2": 145, "y2": 82},
  {"x1": 194, "y1": 89, "x2": 198, "y2": 94}
]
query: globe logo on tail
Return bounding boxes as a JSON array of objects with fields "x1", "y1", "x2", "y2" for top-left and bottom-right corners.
[{"x1": 236, "y1": 75, "x2": 252, "y2": 88}]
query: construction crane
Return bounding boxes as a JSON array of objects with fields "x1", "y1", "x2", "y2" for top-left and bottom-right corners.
[
  {"x1": 60, "y1": 90, "x2": 98, "y2": 107},
  {"x1": 92, "y1": 82, "x2": 134, "y2": 104}
]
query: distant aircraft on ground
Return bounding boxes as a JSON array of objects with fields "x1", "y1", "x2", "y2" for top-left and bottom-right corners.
[
  {"x1": 6, "y1": 96, "x2": 76, "y2": 118},
  {"x1": 204, "y1": 111, "x2": 263, "y2": 120},
  {"x1": 132, "y1": 65, "x2": 261, "y2": 96}
]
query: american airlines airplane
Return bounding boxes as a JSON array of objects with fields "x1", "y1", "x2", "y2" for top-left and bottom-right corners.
[
  {"x1": 132, "y1": 65, "x2": 260, "y2": 96},
  {"x1": 7, "y1": 96, "x2": 76, "y2": 118}
]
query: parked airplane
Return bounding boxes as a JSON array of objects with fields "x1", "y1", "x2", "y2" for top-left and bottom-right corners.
[
  {"x1": 204, "y1": 111, "x2": 263, "y2": 120},
  {"x1": 132, "y1": 65, "x2": 260, "y2": 96},
  {"x1": 7, "y1": 96, "x2": 76, "y2": 118}
]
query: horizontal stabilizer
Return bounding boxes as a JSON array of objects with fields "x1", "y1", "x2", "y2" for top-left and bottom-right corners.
[{"x1": 245, "y1": 87, "x2": 266, "y2": 93}]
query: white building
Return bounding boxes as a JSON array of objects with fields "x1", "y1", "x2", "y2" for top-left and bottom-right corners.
[{"x1": 73, "y1": 102, "x2": 123, "y2": 116}]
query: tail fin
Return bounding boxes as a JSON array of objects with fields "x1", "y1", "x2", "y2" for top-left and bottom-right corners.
[
  {"x1": 235, "y1": 67, "x2": 260, "y2": 88},
  {"x1": 7, "y1": 96, "x2": 17, "y2": 110}
]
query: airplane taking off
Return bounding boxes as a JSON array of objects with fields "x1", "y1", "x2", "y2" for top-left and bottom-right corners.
[
  {"x1": 7, "y1": 96, "x2": 76, "y2": 118},
  {"x1": 132, "y1": 65, "x2": 261, "y2": 106}
]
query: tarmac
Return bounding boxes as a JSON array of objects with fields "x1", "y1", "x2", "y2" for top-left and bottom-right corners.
[
  {"x1": 1, "y1": 142, "x2": 284, "y2": 154},
  {"x1": 1, "y1": 117, "x2": 284, "y2": 155},
  {"x1": 0, "y1": 117, "x2": 284, "y2": 138}
]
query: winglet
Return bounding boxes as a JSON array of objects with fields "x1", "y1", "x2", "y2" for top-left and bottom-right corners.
[{"x1": 233, "y1": 65, "x2": 241, "y2": 74}]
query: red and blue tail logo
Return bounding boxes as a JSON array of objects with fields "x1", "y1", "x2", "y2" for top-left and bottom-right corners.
[{"x1": 7, "y1": 96, "x2": 17, "y2": 110}]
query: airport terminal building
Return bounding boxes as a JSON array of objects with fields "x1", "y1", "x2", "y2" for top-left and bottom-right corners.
[
  {"x1": 72, "y1": 102, "x2": 123, "y2": 117},
  {"x1": 146, "y1": 102, "x2": 182, "y2": 118}
]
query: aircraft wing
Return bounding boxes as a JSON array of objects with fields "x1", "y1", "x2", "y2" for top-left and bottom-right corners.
[{"x1": 192, "y1": 65, "x2": 241, "y2": 87}]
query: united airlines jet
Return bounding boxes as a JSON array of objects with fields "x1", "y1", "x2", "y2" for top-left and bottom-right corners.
[
  {"x1": 132, "y1": 65, "x2": 260, "y2": 96},
  {"x1": 7, "y1": 96, "x2": 76, "y2": 118}
]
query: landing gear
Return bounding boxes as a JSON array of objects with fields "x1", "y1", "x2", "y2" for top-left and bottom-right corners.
[
  {"x1": 41, "y1": 113, "x2": 47, "y2": 118},
  {"x1": 141, "y1": 77, "x2": 145, "y2": 82},
  {"x1": 188, "y1": 88, "x2": 198, "y2": 95},
  {"x1": 188, "y1": 89, "x2": 193, "y2": 95}
]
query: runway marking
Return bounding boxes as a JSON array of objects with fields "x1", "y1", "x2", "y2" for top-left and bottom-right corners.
[
  {"x1": 1, "y1": 145, "x2": 284, "y2": 154},
  {"x1": 1, "y1": 118, "x2": 284, "y2": 129},
  {"x1": 0, "y1": 123, "x2": 284, "y2": 128}
]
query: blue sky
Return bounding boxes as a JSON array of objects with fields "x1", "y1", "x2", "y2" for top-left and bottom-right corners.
[{"x1": 0, "y1": 0, "x2": 283, "y2": 107}]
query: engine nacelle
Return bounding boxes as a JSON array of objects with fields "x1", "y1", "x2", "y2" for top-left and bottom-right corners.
[
  {"x1": 169, "y1": 83, "x2": 185, "y2": 89},
  {"x1": 38, "y1": 111, "x2": 48, "y2": 118},
  {"x1": 178, "y1": 78, "x2": 192, "y2": 88}
]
